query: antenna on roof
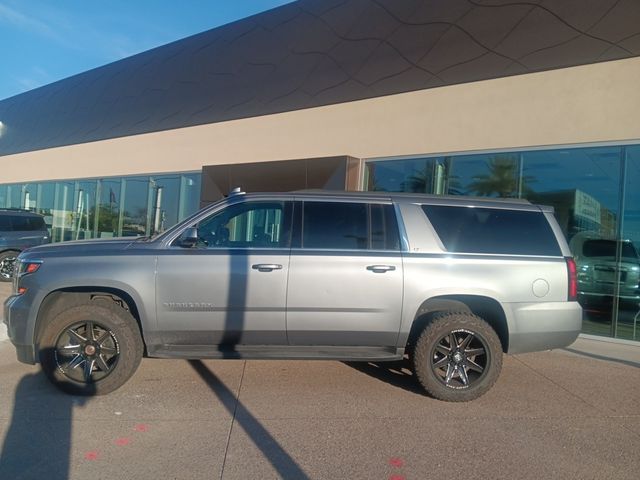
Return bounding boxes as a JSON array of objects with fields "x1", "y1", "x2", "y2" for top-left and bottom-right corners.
[{"x1": 229, "y1": 186, "x2": 245, "y2": 196}]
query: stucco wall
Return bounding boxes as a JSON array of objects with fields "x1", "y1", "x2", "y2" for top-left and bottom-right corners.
[{"x1": 2, "y1": 56, "x2": 639, "y2": 184}]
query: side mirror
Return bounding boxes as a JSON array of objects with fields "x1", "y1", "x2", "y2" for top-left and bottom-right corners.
[{"x1": 179, "y1": 227, "x2": 199, "y2": 248}]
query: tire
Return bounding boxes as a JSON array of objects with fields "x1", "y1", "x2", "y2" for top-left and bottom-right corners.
[
  {"x1": 39, "y1": 302, "x2": 143, "y2": 395},
  {"x1": 0, "y1": 251, "x2": 18, "y2": 282},
  {"x1": 412, "y1": 312, "x2": 502, "y2": 402}
]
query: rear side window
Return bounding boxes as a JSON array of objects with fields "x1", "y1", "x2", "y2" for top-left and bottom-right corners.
[
  {"x1": 302, "y1": 202, "x2": 400, "y2": 251},
  {"x1": 11, "y1": 215, "x2": 47, "y2": 232},
  {"x1": 421, "y1": 205, "x2": 561, "y2": 256},
  {"x1": 370, "y1": 204, "x2": 401, "y2": 251},
  {"x1": 0, "y1": 216, "x2": 11, "y2": 231},
  {"x1": 0, "y1": 214, "x2": 46, "y2": 232}
]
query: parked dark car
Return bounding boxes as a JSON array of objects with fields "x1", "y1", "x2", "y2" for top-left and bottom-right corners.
[{"x1": 0, "y1": 210, "x2": 50, "y2": 282}]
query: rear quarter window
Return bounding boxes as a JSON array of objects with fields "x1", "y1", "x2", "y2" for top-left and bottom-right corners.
[{"x1": 421, "y1": 205, "x2": 561, "y2": 256}]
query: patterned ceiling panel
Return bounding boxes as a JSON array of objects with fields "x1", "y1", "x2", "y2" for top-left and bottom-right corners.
[{"x1": 1, "y1": 0, "x2": 638, "y2": 156}]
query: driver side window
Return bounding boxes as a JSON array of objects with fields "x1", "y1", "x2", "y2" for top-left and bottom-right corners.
[{"x1": 197, "y1": 201, "x2": 290, "y2": 249}]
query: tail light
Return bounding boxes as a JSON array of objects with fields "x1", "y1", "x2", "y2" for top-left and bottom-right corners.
[{"x1": 566, "y1": 257, "x2": 578, "y2": 301}]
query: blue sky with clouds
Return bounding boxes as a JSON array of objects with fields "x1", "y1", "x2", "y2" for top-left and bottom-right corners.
[{"x1": 0, "y1": 0, "x2": 293, "y2": 101}]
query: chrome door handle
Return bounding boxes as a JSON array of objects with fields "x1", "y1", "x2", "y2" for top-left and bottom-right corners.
[
  {"x1": 366, "y1": 265, "x2": 396, "y2": 273},
  {"x1": 252, "y1": 263, "x2": 283, "y2": 272}
]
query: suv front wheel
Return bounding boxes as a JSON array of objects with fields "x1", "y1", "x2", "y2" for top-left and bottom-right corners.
[
  {"x1": 39, "y1": 302, "x2": 143, "y2": 395},
  {"x1": 412, "y1": 312, "x2": 503, "y2": 402}
]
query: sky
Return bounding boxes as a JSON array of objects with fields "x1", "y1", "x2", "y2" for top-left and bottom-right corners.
[{"x1": 0, "y1": 0, "x2": 294, "y2": 101}]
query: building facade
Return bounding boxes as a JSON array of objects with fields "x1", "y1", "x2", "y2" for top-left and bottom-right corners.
[{"x1": 1, "y1": 0, "x2": 640, "y2": 341}]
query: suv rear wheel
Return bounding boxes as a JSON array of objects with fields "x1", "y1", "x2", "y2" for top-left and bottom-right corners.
[
  {"x1": 39, "y1": 302, "x2": 143, "y2": 395},
  {"x1": 412, "y1": 312, "x2": 502, "y2": 402}
]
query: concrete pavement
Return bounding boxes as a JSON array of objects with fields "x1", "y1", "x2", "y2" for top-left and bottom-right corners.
[{"x1": 1, "y1": 282, "x2": 639, "y2": 479}]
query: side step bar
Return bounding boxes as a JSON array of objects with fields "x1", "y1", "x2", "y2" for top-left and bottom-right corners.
[{"x1": 149, "y1": 344, "x2": 405, "y2": 362}]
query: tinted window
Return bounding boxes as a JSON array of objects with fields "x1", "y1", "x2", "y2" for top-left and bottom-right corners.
[
  {"x1": 0, "y1": 215, "x2": 11, "y2": 231},
  {"x1": 302, "y1": 202, "x2": 400, "y2": 251},
  {"x1": 9, "y1": 215, "x2": 46, "y2": 232},
  {"x1": 197, "y1": 202, "x2": 290, "y2": 249},
  {"x1": 371, "y1": 204, "x2": 401, "y2": 250},
  {"x1": 422, "y1": 205, "x2": 561, "y2": 256},
  {"x1": 303, "y1": 202, "x2": 367, "y2": 250}
]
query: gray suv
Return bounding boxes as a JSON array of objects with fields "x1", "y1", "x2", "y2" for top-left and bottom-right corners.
[
  {"x1": 4, "y1": 191, "x2": 582, "y2": 401},
  {"x1": 0, "y1": 210, "x2": 50, "y2": 282}
]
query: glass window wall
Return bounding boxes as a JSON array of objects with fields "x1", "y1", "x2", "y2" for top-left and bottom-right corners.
[
  {"x1": 620, "y1": 146, "x2": 640, "y2": 341},
  {"x1": 0, "y1": 172, "x2": 202, "y2": 242},
  {"x1": 365, "y1": 144, "x2": 640, "y2": 342}
]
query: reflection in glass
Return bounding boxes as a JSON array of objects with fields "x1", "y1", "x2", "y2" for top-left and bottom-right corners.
[
  {"x1": 620, "y1": 146, "x2": 640, "y2": 340},
  {"x1": 96, "y1": 179, "x2": 122, "y2": 238},
  {"x1": 366, "y1": 157, "x2": 453, "y2": 194},
  {"x1": 153, "y1": 175, "x2": 181, "y2": 232},
  {"x1": 6, "y1": 184, "x2": 22, "y2": 208},
  {"x1": 72, "y1": 181, "x2": 98, "y2": 240},
  {"x1": 122, "y1": 177, "x2": 150, "y2": 237},
  {"x1": 53, "y1": 181, "x2": 75, "y2": 242},
  {"x1": 0, "y1": 171, "x2": 201, "y2": 241},
  {"x1": 525, "y1": 147, "x2": 621, "y2": 338},
  {"x1": 36, "y1": 183, "x2": 55, "y2": 235},
  {"x1": 179, "y1": 174, "x2": 201, "y2": 220}
]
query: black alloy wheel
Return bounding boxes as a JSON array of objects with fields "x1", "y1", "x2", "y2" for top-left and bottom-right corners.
[
  {"x1": 54, "y1": 321, "x2": 120, "y2": 384},
  {"x1": 412, "y1": 312, "x2": 503, "y2": 402},
  {"x1": 430, "y1": 329, "x2": 489, "y2": 389},
  {"x1": 39, "y1": 301, "x2": 143, "y2": 395}
]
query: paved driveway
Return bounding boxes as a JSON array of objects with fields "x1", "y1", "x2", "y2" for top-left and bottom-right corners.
[{"x1": 1, "y1": 281, "x2": 639, "y2": 479}]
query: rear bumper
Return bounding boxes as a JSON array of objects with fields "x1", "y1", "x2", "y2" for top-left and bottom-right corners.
[{"x1": 506, "y1": 301, "x2": 582, "y2": 354}]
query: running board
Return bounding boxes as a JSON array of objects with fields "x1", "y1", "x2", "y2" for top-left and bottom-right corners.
[{"x1": 148, "y1": 344, "x2": 404, "y2": 361}]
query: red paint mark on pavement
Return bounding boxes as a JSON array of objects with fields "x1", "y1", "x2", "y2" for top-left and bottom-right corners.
[
  {"x1": 389, "y1": 458, "x2": 404, "y2": 468},
  {"x1": 84, "y1": 451, "x2": 99, "y2": 461},
  {"x1": 134, "y1": 424, "x2": 149, "y2": 432},
  {"x1": 389, "y1": 475, "x2": 405, "y2": 480},
  {"x1": 115, "y1": 437, "x2": 131, "y2": 446}
]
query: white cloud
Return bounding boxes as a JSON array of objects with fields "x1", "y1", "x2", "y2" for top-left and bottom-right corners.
[{"x1": 0, "y1": 2, "x2": 65, "y2": 43}]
